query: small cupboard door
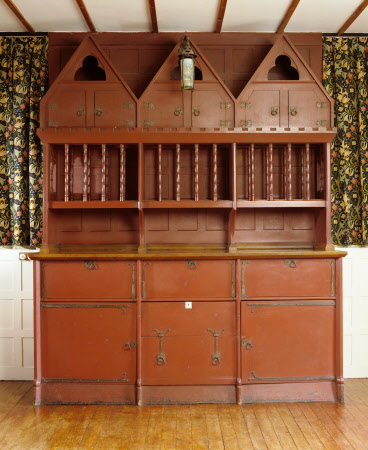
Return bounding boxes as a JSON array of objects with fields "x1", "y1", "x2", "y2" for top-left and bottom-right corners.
[
  {"x1": 142, "y1": 301, "x2": 236, "y2": 385},
  {"x1": 46, "y1": 87, "x2": 86, "y2": 127},
  {"x1": 238, "y1": 87, "x2": 281, "y2": 128},
  {"x1": 191, "y1": 86, "x2": 234, "y2": 128},
  {"x1": 141, "y1": 86, "x2": 184, "y2": 128},
  {"x1": 288, "y1": 85, "x2": 331, "y2": 128},
  {"x1": 241, "y1": 301, "x2": 335, "y2": 383},
  {"x1": 94, "y1": 90, "x2": 136, "y2": 128},
  {"x1": 41, "y1": 302, "x2": 136, "y2": 383}
]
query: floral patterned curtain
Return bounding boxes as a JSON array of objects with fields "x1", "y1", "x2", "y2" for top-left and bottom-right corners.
[
  {"x1": 323, "y1": 37, "x2": 368, "y2": 246},
  {"x1": 0, "y1": 36, "x2": 48, "y2": 247}
]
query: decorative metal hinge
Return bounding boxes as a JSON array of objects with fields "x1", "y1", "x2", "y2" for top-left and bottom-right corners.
[
  {"x1": 241, "y1": 340, "x2": 253, "y2": 350},
  {"x1": 47, "y1": 121, "x2": 58, "y2": 127},
  {"x1": 208, "y1": 329, "x2": 224, "y2": 365},
  {"x1": 152, "y1": 329, "x2": 170, "y2": 365},
  {"x1": 240, "y1": 102, "x2": 251, "y2": 108},
  {"x1": 240, "y1": 120, "x2": 252, "y2": 127},
  {"x1": 47, "y1": 103, "x2": 57, "y2": 110},
  {"x1": 122, "y1": 120, "x2": 134, "y2": 127},
  {"x1": 174, "y1": 107, "x2": 183, "y2": 116},
  {"x1": 317, "y1": 102, "x2": 327, "y2": 108},
  {"x1": 192, "y1": 107, "x2": 200, "y2": 116},
  {"x1": 220, "y1": 102, "x2": 231, "y2": 109},
  {"x1": 220, "y1": 120, "x2": 231, "y2": 127},
  {"x1": 144, "y1": 120, "x2": 154, "y2": 126},
  {"x1": 122, "y1": 103, "x2": 134, "y2": 109},
  {"x1": 143, "y1": 102, "x2": 154, "y2": 109},
  {"x1": 317, "y1": 120, "x2": 327, "y2": 126},
  {"x1": 271, "y1": 106, "x2": 279, "y2": 116},
  {"x1": 289, "y1": 107, "x2": 297, "y2": 116}
]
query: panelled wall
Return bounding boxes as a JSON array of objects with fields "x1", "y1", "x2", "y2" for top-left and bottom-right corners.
[{"x1": 0, "y1": 249, "x2": 37, "y2": 380}]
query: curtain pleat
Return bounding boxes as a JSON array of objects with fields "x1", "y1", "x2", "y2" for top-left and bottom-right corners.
[{"x1": 0, "y1": 37, "x2": 48, "y2": 247}]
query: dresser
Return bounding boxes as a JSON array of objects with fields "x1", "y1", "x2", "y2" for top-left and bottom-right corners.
[{"x1": 33, "y1": 33, "x2": 346, "y2": 404}]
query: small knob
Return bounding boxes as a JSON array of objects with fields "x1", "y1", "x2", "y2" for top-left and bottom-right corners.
[
  {"x1": 289, "y1": 107, "x2": 297, "y2": 116},
  {"x1": 95, "y1": 108, "x2": 103, "y2": 116}
]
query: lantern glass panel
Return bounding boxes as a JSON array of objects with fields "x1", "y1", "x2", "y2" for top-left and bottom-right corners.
[{"x1": 180, "y1": 58, "x2": 195, "y2": 90}]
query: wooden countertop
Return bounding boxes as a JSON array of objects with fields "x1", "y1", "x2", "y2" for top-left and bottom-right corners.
[{"x1": 30, "y1": 244, "x2": 348, "y2": 260}]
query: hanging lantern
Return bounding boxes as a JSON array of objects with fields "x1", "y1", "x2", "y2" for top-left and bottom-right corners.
[{"x1": 178, "y1": 35, "x2": 197, "y2": 91}]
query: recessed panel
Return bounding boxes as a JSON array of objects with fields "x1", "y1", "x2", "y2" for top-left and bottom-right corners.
[
  {"x1": 22, "y1": 338, "x2": 34, "y2": 368},
  {"x1": 0, "y1": 300, "x2": 13, "y2": 329},
  {"x1": 0, "y1": 338, "x2": 15, "y2": 366},
  {"x1": 22, "y1": 299, "x2": 33, "y2": 330}
]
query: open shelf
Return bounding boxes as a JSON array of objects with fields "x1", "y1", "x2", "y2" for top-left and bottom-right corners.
[
  {"x1": 50, "y1": 200, "x2": 138, "y2": 209},
  {"x1": 143, "y1": 200, "x2": 233, "y2": 209},
  {"x1": 236, "y1": 200, "x2": 326, "y2": 208}
]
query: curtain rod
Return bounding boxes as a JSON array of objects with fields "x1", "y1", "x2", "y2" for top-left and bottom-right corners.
[
  {"x1": 323, "y1": 33, "x2": 368, "y2": 37},
  {"x1": 0, "y1": 32, "x2": 47, "y2": 37}
]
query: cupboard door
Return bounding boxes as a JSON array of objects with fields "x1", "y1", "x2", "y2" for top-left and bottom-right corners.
[
  {"x1": 142, "y1": 301, "x2": 236, "y2": 385},
  {"x1": 141, "y1": 87, "x2": 184, "y2": 128},
  {"x1": 43, "y1": 261, "x2": 136, "y2": 299},
  {"x1": 191, "y1": 86, "x2": 234, "y2": 128},
  {"x1": 239, "y1": 88, "x2": 280, "y2": 128},
  {"x1": 41, "y1": 302, "x2": 136, "y2": 382},
  {"x1": 288, "y1": 86, "x2": 331, "y2": 128},
  {"x1": 46, "y1": 87, "x2": 86, "y2": 127},
  {"x1": 143, "y1": 260, "x2": 235, "y2": 299},
  {"x1": 241, "y1": 301, "x2": 335, "y2": 382},
  {"x1": 94, "y1": 90, "x2": 136, "y2": 127},
  {"x1": 242, "y1": 259, "x2": 334, "y2": 298}
]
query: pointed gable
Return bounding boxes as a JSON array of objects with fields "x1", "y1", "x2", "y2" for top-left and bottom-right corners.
[
  {"x1": 139, "y1": 35, "x2": 236, "y2": 128},
  {"x1": 237, "y1": 34, "x2": 334, "y2": 129},
  {"x1": 41, "y1": 36, "x2": 138, "y2": 128}
]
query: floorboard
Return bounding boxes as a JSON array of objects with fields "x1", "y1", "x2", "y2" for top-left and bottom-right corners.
[{"x1": 0, "y1": 380, "x2": 368, "y2": 449}]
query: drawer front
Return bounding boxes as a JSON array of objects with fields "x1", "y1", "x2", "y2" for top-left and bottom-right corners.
[
  {"x1": 241, "y1": 300, "x2": 335, "y2": 383},
  {"x1": 142, "y1": 301, "x2": 236, "y2": 336},
  {"x1": 143, "y1": 260, "x2": 235, "y2": 299},
  {"x1": 41, "y1": 302, "x2": 136, "y2": 383},
  {"x1": 42, "y1": 261, "x2": 136, "y2": 299},
  {"x1": 242, "y1": 259, "x2": 334, "y2": 298}
]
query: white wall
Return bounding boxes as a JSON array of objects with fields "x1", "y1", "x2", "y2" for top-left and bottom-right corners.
[
  {"x1": 340, "y1": 247, "x2": 368, "y2": 378},
  {"x1": 0, "y1": 248, "x2": 38, "y2": 380},
  {"x1": 0, "y1": 247, "x2": 366, "y2": 379}
]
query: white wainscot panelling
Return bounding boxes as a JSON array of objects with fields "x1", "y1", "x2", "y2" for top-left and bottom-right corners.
[
  {"x1": 0, "y1": 248, "x2": 38, "y2": 380},
  {"x1": 338, "y1": 247, "x2": 368, "y2": 378}
]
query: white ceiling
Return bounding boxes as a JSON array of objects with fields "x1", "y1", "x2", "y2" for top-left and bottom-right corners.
[{"x1": 0, "y1": 0, "x2": 366, "y2": 34}]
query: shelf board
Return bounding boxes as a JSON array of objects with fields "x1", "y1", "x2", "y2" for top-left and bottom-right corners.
[
  {"x1": 143, "y1": 200, "x2": 233, "y2": 209},
  {"x1": 50, "y1": 200, "x2": 138, "y2": 209},
  {"x1": 236, "y1": 200, "x2": 326, "y2": 208}
]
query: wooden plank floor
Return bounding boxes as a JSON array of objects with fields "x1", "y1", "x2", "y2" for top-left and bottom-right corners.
[{"x1": 1, "y1": 380, "x2": 368, "y2": 449}]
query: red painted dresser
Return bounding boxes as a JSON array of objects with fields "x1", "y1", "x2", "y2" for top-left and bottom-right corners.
[{"x1": 32, "y1": 33, "x2": 346, "y2": 405}]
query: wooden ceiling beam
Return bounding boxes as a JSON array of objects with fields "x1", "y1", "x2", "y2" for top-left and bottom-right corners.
[
  {"x1": 338, "y1": 0, "x2": 368, "y2": 35},
  {"x1": 3, "y1": 0, "x2": 35, "y2": 33},
  {"x1": 75, "y1": 0, "x2": 96, "y2": 33},
  {"x1": 276, "y1": 0, "x2": 300, "y2": 34},
  {"x1": 215, "y1": 0, "x2": 227, "y2": 33},
  {"x1": 148, "y1": 0, "x2": 158, "y2": 33}
]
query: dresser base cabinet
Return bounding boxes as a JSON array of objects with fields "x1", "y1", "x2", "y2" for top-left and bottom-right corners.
[{"x1": 33, "y1": 252, "x2": 345, "y2": 405}]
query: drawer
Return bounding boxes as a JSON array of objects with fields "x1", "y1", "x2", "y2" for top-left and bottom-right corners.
[
  {"x1": 143, "y1": 260, "x2": 235, "y2": 299},
  {"x1": 42, "y1": 261, "x2": 136, "y2": 299},
  {"x1": 41, "y1": 302, "x2": 136, "y2": 383},
  {"x1": 142, "y1": 301, "x2": 236, "y2": 385},
  {"x1": 242, "y1": 259, "x2": 334, "y2": 298},
  {"x1": 142, "y1": 301, "x2": 236, "y2": 336},
  {"x1": 241, "y1": 300, "x2": 335, "y2": 383}
]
